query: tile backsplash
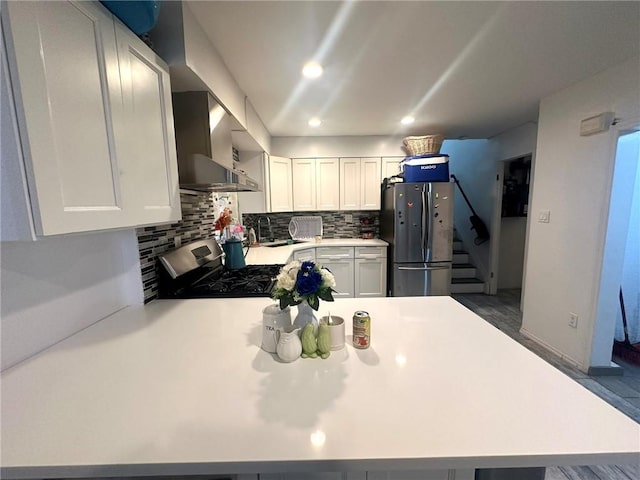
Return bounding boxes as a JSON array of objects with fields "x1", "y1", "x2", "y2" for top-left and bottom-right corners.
[
  {"x1": 137, "y1": 192, "x2": 380, "y2": 302},
  {"x1": 242, "y1": 211, "x2": 379, "y2": 240},
  {"x1": 136, "y1": 191, "x2": 218, "y2": 303}
]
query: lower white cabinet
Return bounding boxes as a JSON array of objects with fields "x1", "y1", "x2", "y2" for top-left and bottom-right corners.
[
  {"x1": 355, "y1": 257, "x2": 387, "y2": 297},
  {"x1": 259, "y1": 471, "x2": 469, "y2": 480},
  {"x1": 314, "y1": 246, "x2": 387, "y2": 298},
  {"x1": 293, "y1": 248, "x2": 316, "y2": 262},
  {"x1": 321, "y1": 259, "x2": 355, "y2": 298},
  {"x1": 260, "y1": 474, "x2": 365, "y2": 480}
]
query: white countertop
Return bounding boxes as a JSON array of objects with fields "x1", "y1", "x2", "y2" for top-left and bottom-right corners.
[
  {"x1": 245, "y1": 238, "x2": 388, "y2": 265},
  {"x1": 1, "y1": 297, "x2": 639, "y2": 479}
]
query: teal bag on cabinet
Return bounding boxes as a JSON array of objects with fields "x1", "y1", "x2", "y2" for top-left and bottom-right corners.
[{"x1": 100, "y1": 1, "x2": 160, "y2": 35}]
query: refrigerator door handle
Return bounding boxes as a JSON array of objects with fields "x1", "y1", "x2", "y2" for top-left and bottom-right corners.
[
  {"x1": 426, "y1": 184, "x2": 434, "y2": 261},
  {"x1": 421, "y1": 187, "x2": 427, "y2": 262},
  {"x1": 398, "y1": 265, "x2": 450, "y2": 271}
]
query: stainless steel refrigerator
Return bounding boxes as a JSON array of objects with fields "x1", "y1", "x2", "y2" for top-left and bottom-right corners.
[{"x1": 380, "y1": 182, "x2": 454, "y2": 296}]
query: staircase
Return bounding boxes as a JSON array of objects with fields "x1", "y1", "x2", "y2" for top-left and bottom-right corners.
[{"x1": 451, "y1": 235, "x2": 484, "y2": 294}]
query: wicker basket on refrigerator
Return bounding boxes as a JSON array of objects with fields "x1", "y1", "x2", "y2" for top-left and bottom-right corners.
[{"x1": 402, "y1": 134, "x2": 444, "y2": 156}]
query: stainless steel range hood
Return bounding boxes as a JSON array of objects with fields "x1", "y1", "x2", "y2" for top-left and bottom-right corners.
[{"x1": 172, "y1": 91, "x2": 260, "y2": 192}]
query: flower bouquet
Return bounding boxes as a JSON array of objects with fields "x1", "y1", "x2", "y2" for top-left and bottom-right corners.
[{"x1": 272, "y1": 260, "x2": 336, "y2": 311}]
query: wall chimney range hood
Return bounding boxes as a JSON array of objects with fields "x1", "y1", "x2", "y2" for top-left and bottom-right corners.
[{"x1": 172, "y1": 91, "x2": 260, "y2": 192}]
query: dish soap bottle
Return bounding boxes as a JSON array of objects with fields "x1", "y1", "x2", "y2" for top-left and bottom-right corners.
[{"x1": 248, "y1": 227, "x2": 257, "y2": 245}]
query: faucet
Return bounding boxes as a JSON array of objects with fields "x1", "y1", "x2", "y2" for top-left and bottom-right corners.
[{"x1": 257, "y1": 216, "x2": 274, "y2": 243}]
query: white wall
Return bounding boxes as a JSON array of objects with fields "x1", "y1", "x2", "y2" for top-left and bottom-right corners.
[
  {"x1": 1, "y1": 229, "x2": 143, "y2": 370},
  {"x1": 272, "y1": 135, "x2": 407, "y2": 158},
  {"x1": 521, "y1": 56, "x2": 640, "y2": 370}
]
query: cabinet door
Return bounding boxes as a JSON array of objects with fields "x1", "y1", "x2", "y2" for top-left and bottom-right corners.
[
  {"x1": 3, "y1": 0, "x2": 126, "y2": 235},
  {"x1": 316, "y1": 158, "x2": 340, "y2": 210},
  {"x1": 115, "y1": 22, "x2": 181, "y2": 226},
  {"x1": 360, "y1": 157, "x2": 381, "y2": 210},
  {"x1": 269, "y1": 156, "x2": 293, "y2": 212},
  {"x1": 382, "y1": 157, "x2": 402, "y2": 181},
  {"x1": 355, "y1": 258, "x2": 387, "y2": 297},
  {"x1": 339, "y1": 158, "x2": 361, "y2": 210},
  {"x1": 292, "y1": 158, "x2": 316, "y2": 211},
  {"x1": 318, "y1": 259, "x2": 354, "y2": 298}
]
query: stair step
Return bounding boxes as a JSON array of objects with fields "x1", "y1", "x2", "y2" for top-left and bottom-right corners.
[
  {"x1": 450, "y1": 277, "x2": 485, "y2": 294},
  {"x1": 452, "y1": 251, "x2": 469, "y2": 264},
  {"x1": 452, "y1": 264, "x2": 477, "y2": 278},
  {"x1": 453, "y1": 240, "x2": 463, "y2": 250}
]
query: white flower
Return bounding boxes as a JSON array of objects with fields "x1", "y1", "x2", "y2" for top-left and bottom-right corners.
[
  {"x1": 320, "y1": 268, "x2": 336, "y2": 289},
  {"x1": 275, "y1": 271, "x2": 296, "y2": 291}
]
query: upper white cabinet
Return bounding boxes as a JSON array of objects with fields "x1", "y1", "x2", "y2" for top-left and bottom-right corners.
[
  {"x1": 315, "y1": 158, "x2": 340, "y2": 210},
  {"x1": 268, "y1": 156, "x2": 293, "y2": 212},
  {"x1": 1, "y1": 0, "x2": 181, "y2": 239},
  {"x1": 291, "y1": 157, "x2": 340, "y2": 212},
  {"x1": 114, "y1": 21, "x2": 181, "y2": 227},
  {"x1": 382, "y1": 156, "x2": 403, "y2": 181},
  {"x1": 340, "y1": 157, "x2": 381, "y2": 210},
  {"x1": 292, "y1": 158, "x2": 317, "y2": 211},
  {"x1": 360, "y1": 157, "x2": 382, "y2": 210},
  {"x1": 339, "y1": 158, "x2": 361, "y2": 210}
]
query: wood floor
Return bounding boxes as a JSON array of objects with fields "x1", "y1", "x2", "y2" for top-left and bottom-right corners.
[{"x1": 453, "y1": 289, "x2": 640, "y2": 480}]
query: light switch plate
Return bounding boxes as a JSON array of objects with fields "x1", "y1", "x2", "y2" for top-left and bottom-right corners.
[
  {"x1": 344, "y1": 214, "x2": 353, "y2": 223},
  {"x1": 538, "y1": 210, "x2": 550, "y2": 223}
]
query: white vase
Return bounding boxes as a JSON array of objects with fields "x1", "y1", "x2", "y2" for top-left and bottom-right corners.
[
  {"x1": 292, "y1": 302, "x2": 318, "y2": 335},
  {"x1": 275, "y1": 326, "x2": 302, "y2": 362}
]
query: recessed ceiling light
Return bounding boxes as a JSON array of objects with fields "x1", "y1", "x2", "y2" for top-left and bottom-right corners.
[
  {"x1": 308, "y1": 117, "x2": 322, "y2": 127},
  {"x1": 401, "y1": 115, "x2": 415, "y2": 125},
  {"x1": 302, "y1": 61, "x2": 323, "y2": 78}
]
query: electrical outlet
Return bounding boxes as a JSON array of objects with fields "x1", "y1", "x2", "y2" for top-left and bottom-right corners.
[
  {"x1": 569, "y1": 312, "x2": 578, "y2": 328},
  {"x1": 344, "y1": 214, "x2": 353, "y2": 223},
  {"x1": 174, "y1": 236, "x2": 182, "y2": 249}
]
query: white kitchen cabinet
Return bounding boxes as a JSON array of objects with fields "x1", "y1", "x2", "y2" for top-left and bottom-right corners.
[
  {"x1": 260, "y1": 474, "x2": 365, "y2": 480},
  {"x1": 292, "y1": 248, "x2": 316, "y2": 263},
  {"x1": 316, "y1": 246, "x2": 355, "y2": 298},
  {"x1": 268, "y1": 156, "x2": 293, "y2": 212},
  {"x1": 292, "y1": 158, "x2": 317, "y2": 211},
  {"x1": 382, "y1": 156, "x2": 403, "y2": 181},
  {"x1": 339, "y1": 157, "x2": 381, "y2": 211},
  {"x1": 114, "y1": 21, "x2": 181, "y2": 227},
  {"x1": 366, "y1": 471, "x2": 451, "y2": 480},
  {"x1": 360, "y1": 157, "x2": 382, "y2": 210},
  {"x1": 339, "y1": 158, "x2": 361, "y2": 210},
  {"x1": 1, "y1": 0, "x2": 181, "y2": 238},
  {"x1": 316, "y1": 157, "x2": 340, "y2": 210},
  {"x1": 355, "y1": 246, "x2": 388, "y2": 297}
]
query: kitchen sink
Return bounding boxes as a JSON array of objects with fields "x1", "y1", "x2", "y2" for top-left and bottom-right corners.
[{"x1": 259, "y1": 239, "x2": 311, "y2": 248}]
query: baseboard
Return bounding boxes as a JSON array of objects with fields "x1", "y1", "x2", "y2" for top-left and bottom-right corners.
[
  {"x1": 519, "y1": 326, "x2": 585, "y2": 371},
  {"x1": 587, "y1": 362, "x2": 624, "y2": 376}
]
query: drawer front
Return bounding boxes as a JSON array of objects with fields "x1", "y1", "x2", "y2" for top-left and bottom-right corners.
[
  {"x1": 316, "y1": 246, "x2": 354, "y2": 259},
  {"x1": 355, "y1": 246, "x2": 387, "y2": 258},
  {"x1": 293, "y1": 248, "x2": 316, "y2": 262}
]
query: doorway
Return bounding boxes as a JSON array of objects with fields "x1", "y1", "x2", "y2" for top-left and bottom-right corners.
[
  {"x1": 592, "y1": 127, "x2": 640, "y2": 369},
  {"x1": 488, "y1": 154, "x2": 533, "y2": 305}
]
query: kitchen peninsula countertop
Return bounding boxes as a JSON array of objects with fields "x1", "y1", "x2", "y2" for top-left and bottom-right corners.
[
  {"x1": 245, "y1": 238, "x2": 388, "y2": 265},
  {"x1": 1, "y1": 297, "x2": 639, "y2": 479}
]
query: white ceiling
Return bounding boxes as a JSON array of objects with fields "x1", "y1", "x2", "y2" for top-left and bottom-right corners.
[{"x1": 186, "y1": 1, "x2": 640, "y2": 139}]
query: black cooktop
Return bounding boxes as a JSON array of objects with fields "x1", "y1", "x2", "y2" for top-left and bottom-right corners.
[{"x1": 159, "y1": 264, "x2": 283, "y2": 299}]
